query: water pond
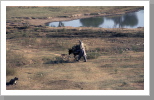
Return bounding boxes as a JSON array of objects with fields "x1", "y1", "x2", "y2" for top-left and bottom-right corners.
[{"x1": 48, "y1": 10, "x2": 144, "y2": 28}]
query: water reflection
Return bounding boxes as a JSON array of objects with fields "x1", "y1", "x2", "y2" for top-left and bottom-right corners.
[
  {"x1": 58, "y1": 21, "x2": 65, "y2": 27},
  {"x1": 48, "y1": 10, "x2": 144, "y2": 28},
  {"x1": 105, "y1": 12, "x2": 138, "y2": 28},
  {"x1": 80, "y1": 17, "x2": 104, "y2": 27}
]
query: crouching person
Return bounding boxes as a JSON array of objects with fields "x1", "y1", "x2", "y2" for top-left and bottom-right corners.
[{"x1": 77, "y1": 40, "x2": 87, "y2": 62}]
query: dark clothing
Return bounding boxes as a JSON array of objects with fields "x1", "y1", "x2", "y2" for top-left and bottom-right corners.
[{"x1": 78, "y1": 49, "x2": 87, "y2": 62}]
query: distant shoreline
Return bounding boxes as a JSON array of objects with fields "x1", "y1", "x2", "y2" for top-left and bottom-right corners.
[
  {"x1": 45, "y1": 8, "x2": 144, "y2": 27},
  {"x1": 8, "y1": 7, "x2": 143, "y2": 26}
]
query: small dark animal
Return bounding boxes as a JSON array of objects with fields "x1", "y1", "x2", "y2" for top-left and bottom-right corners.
[
  {"x1": 68, "y1": 49, "x2": 80, "y2": 58},
  {"x1": 68, "y1": 45, "x2": 80, "y2": 59},
  {"x1": 6, "y1": 77, "x2": 18, "y2": 86}
]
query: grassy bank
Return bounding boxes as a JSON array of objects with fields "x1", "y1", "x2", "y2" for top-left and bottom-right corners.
[
  {"x1": 6, "y1": 6, "x2": 144, "y2": 90},
  {"x1": 7, "y1": 6, "x2": 143, "y2": 19},
  {"x1": 6, "y1": 6, "x2": 143, "y2": 25}
]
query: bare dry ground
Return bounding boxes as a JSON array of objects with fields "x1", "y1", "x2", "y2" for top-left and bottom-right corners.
[{"x1": 6, "y1": 6, "x2": 144, "y2": 90}]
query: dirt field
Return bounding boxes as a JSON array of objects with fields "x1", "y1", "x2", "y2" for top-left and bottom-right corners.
[{"x1": 6, "y1": 6, "x2": 144, "y2": 90}]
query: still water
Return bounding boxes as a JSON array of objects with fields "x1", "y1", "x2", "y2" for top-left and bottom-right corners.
[{"x1": 48, "y1": 10, "x2": 144, "y2": 28}]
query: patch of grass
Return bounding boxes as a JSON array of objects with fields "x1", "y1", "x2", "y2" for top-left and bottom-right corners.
[
  {"x1": 111, "y1": 46, "x2": 124, "y2": 54},
  {"x1": 54, "y1": 40, "x2": 72, "y2": 51},
  {"x1": 135, "y1": 31, "x2": 144, "y2": 37},
  {"x1": 33, "y1": 71, "x2": 47, "y2": 80},
  {"x1": 44, "y1": 56, "x2": 69, "y2": 64},
  {"x1": 133, "y1": 79, "x2": 144, "y2": 83},
  {"x1": 42, "y1": 57, "x2": 53, "y2": 64},
  {"x1": 6, "y1": 6, "x2": 143, "y2": 19},
  {"x1": 114, "y1": 69, "x2": 118, "y2": 74},
  {"x1": 6, "y1": 50, "x2": 29, "y2": 67},
  {"x1": 87, "y1": 52, "x2": 100, "y2": 59},
  {"x1": 93, "y1": 46, "x2": 124, "y2": 54},
  {"x1": 6, "y1": 67, "x2": 16, "y2": 76},
  {"x1": 14, "y1": 37, "x2": 72, "y2": 51},
  {"x1": 100, "y1": 64, "x2": 113, "y2": 68},
  {"x1": 131, "y1": 45, "x2": 144, "y2": 52}
]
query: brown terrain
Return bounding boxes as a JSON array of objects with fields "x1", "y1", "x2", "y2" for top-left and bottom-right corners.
[{"x1": 6, "y1": 6, "x2": 144, "y2": 90}]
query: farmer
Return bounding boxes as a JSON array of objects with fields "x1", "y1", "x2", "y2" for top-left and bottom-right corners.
[{"x1": 77, "y1": 40, "x2": 87, "y2": 62}]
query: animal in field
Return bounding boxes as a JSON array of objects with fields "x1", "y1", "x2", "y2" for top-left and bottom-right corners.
[
  {"x1": 6, "y1": 77, "x2": 18, "y2": 86},
  {"x1": 68, "y1": 41, "x2": 87, "y2": 62},
  {"x1": 68, "y1": 45, "x2": 80, "y2": 59}
]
